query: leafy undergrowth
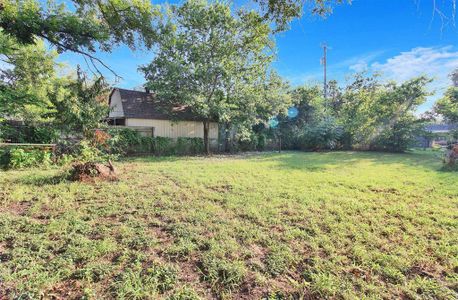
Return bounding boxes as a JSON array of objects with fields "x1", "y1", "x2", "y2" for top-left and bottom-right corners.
[{"x1": 0, "y1": 151, "x2": 457, "y2": 299}]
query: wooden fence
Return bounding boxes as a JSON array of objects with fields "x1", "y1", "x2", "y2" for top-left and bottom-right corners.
[{"x1": 0, "y1": 143, "x2": 57, "y2": 152}]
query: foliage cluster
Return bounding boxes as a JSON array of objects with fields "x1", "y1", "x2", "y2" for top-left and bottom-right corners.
[
  {"x1": 239, "y1": 75, "x2": 431, "y2": 153},
  {"x1": 142, "y1": 0, "x2": 292, "y2": 154},
  {"x1": 107, "y1": 128, "x2": 204, "y2": 156},
  {"x1": 0, "y1": 147, "x2": 52, "y2": 169},
  {"x1": 0, "y1": 122, "x2": 59, "y2": 144},
  {"x1": 0, "y1": 31, "x2": 109, "y2": 140}
]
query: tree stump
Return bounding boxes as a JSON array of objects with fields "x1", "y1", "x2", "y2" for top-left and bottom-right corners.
[{"x1": 70, "y1": 160, "x2": 118, "y2": 182}]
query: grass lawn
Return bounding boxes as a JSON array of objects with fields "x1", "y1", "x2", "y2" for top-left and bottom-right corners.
[{"x1": 0, "y1": 151, "x2": 457, "y2": 299}]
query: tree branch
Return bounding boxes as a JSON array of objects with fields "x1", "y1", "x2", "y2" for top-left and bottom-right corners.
[{"x1": 37, "y1": 33, "x2": 121, "y2": 80}]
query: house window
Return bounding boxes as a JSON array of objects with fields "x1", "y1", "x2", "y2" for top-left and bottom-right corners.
[{"x1": 108, "y1": 118, "x2": 126, "y2": 126}]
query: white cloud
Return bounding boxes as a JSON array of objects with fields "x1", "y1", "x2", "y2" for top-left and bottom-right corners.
[
  {"x1": 371, "y1": 46, "x2": 458, "y2": 84},
  {"x1": 349, "y1": 61, "x2": 368, "y2": 73},
  {"x1": 369, "y1": 46, "x2": 458, "y2": 112},
  {"x1": 342, "y1": 51, "x2": 385, "y2": 72}
]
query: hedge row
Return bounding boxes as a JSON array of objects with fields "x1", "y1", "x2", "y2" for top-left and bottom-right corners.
[{"x1": 106, "y1": 128, "x2": 205, "y2": 156}]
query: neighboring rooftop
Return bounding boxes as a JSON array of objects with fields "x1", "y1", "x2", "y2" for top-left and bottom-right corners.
[
  {"x1": 110, "y1": 88, "x2": 205, "y2": 122},
  {"x1": 425, "y1": 124, "x2": 458, "y2": 132}
]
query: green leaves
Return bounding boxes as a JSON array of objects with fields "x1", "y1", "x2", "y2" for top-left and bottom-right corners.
[
  {"x1": 142, "y1": 0, "x2": 292, "y2": 152},
  {"x1": 337, "y1": 75, "x2": 431, "y2": 151},
  {"x1": 434, "y1": 86, "x2": 458, "y2": 123},
  {"x1": 0, "y1": 0, "x2": 161, "y2": 56},
  {"x1": 0, "y1": 34, "x2": 58, "y2": 121}
]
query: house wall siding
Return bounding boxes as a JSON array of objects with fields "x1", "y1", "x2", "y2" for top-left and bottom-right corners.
[
  {"x1": 125, "y1": 118, "x2": 218, "y2": 139},
  {"x1": 108, "y1": 90, "x2": 124, "y2": 118}
]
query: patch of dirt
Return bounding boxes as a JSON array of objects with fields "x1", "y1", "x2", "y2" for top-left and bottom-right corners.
[
  {"x1": 149, "y1": 225, "x2": 174, "y2": 248},
  {"x1": 0, "y1": 283, "x2": 15, "y2": 300},
  {"x1": 69, "y1": 161, "x2": 118, "y2": 182},
  {"x1": 0, "y1": 242, "x2": 11, "y2": 262},
  {"x1": 369, "y1": 187, "x2": 400, "y2": 195},
  {"x1": 246, "y1": 244, "x2": 267, "y2": 270},
  {"x1": 43, "y1": 279, "x2": 84, "y2": 299},
  {"x1": 0, "y1": 200, "x2": 31, "y2": 216},
  {"x1": 345, "y1": 266, "x2": 372, "y2": 282},
  {"x1": 236, "y1": 274, "x2": 307, "y2": 300},
  {"x1": 208, "y1": 184, "x2": 233, "y2": 193},
  {"x1": 408, "y1": 265, "x2": 437, "y2": 279},
  {"x1": 236, "y1": 272, "x2": 265, "y2": 300}
]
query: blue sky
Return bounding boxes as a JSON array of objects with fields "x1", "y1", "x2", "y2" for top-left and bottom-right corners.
[{"x1": 58, "y1": 0, "x2": 458, "y2": 112}]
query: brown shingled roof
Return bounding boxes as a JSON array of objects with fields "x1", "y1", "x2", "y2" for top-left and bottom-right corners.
[{"x1": 111, "y1": 88, "x2": 207, "y2": 122}]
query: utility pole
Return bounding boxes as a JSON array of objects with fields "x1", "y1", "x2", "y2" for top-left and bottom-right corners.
[{"x1": 321, "y1": 43, "x2": 328, "y2": 100}]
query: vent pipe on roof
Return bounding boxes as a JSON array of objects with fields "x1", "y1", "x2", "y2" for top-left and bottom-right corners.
[{"x1": 145, "y1": 87, "x2": 150, "y2": 94}]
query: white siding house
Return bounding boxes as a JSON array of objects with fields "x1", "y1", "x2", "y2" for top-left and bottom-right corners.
[{"x1": 107, "y1": 88, "x2": 218, "y2": 142}]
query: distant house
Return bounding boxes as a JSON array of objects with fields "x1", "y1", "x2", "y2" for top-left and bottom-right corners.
[
  {"x1": 107, "y1": 88, "x2": 218, "y2": 144},
  {"x1": 418, "y1": 124, "x2": 458, "y2": 148}
]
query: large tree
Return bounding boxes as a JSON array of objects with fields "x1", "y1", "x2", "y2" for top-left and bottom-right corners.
[
  {"x1": 0, "y1": 0, "x2": 161, "y2": 74},
  {"x1": 338, "y1": 74, "x2": 431, "y2": 151},
  {"x1": 141, "y1": 0, "x2": 291, "y2": 154},
  {"x1": 0, "y1": 32, "x2": 58, "y2": 121},
  {"x1": 0, "y1": 31, "x2": 108, "y2": 135},
  {"x1": 434, "y1": 70, "x2": 458, "y2": 123}
]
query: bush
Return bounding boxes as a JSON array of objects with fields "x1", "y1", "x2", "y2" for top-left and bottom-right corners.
[
  {"x1": 76, "y1": 140, "x2": 112, "y2": 163},
  {"x1": 442, "y1": 144, "x2": 458, "y2": 171},
  {"x1": 106, "y1": 128, "x2": 204, "y2": 156},
  {"x1": 175, "y1": 137, "x2": 204, "y2": 155},
  {"x1": 0, "y1": 123, "x2": 59, "y2": 143},
  {"x1": 298, "y1": 118, "x2": 343, "y2": 150},
  {"x1": 53, "y1": 138, "x2": 115, "y2": 166},
  {"x1": 370, "y1": 119, "x2": 425, "y2": 152},
  {"x1": 107, "y1": 128, "x2": 144, "y2": 155},
  {"x1": 257, "y1": 133, "x2": 267, "y2": 151},
  {"x1": 153, "y1": 136, "x2": 175, "y2": 156},
  {"x1": 1, "y1": 148, "x2": 52, "y2": 169},
  {"x1": 235, "y1": 132, "x2": 268, "y2": 152}
]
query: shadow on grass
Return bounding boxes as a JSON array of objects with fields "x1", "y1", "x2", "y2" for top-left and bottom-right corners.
[
  {"x1": 122, "y1": 155, "x2": 193, "y2": 164},
  {"x1": 249, "y1": 150, "x2": 444, "y2": 172},
  {"x1": 12, "y1": 172, "x2": 69, "y2": 186}
]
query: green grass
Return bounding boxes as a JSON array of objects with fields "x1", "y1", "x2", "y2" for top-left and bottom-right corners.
[{"x1": 0, "y1": 151, "x2": 457, "y2": 299}]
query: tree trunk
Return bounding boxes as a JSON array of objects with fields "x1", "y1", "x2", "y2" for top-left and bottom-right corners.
[{"x1": 203, "y1": 120, "x2": 210, "y2": 155}]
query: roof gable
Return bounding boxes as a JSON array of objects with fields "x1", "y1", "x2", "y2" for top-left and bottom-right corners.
[
  {"x1": 425, "y1": 124, "x2": 458, "y2": 132},
  {"x1": 110, "y1": 88, "x2": 206, "y2": 122}
]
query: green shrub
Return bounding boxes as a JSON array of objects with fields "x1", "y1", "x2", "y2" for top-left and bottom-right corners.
[
  {"x1": 175, "y1": 137, "x2": 204, "y2": 155},
  {"x1": 299, "y1": 118, "x2": 343, "y2": 150},
  {"x1": 0, "y1": 123, "x2": 59, "y2": 143},
  {"x1": 107, "y1": 128, "x2": 143, "y2": 155},
  {"x1": 1, "y1": 148, "x2": 52, "y2": 169},
  {"x1": 370, "y1": 118, "x2": 425, "y2": 152},
  {"x1": 76, "y1": 140, "x2": 112, "y2": 163},
  {"x1": 257, "y1": 133, "x2": 267, "y2": 151},
  {"x1": 153, "y1": 136, "x2": 175, "y2": 156},
  {"x1": 106, "y1": 128, "x2": 204, "y2": 156}
]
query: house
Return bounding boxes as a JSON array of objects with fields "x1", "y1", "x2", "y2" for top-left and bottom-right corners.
[
  {"x1": 107, "y1": 88, "x2": 219, "y2": 145},
  {"x1": 418, "y1": 124, "x2": 458, "y2": 148}
]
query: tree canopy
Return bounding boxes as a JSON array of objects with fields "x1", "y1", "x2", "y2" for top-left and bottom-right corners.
[
  {"x1": 141, "y1": 0, "x2": 291, "y2": 154},
  {"x1": 0, "y1": 0, "x2": 161, "y2": 74},
  {"x1": 0, "y1": 33, "x2": 59, "y2": 121},
  {"x1": 434, "y1": 70, "x2": 458, "y2": 123}
]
